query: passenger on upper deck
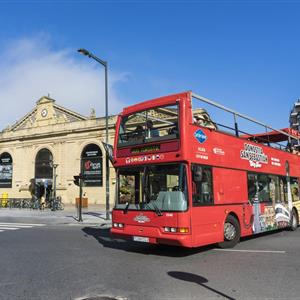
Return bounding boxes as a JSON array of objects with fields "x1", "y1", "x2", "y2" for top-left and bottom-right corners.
[
  {"x1": 288, "y1": 144, "x2": 300, "y2": 155},
  {"x1": 146, "y1": 120, "x2": 159, "y2": 138},
  {"x1": 168, "y1": 121, "x2": 179, "y2": 136},
  {"x1": 193, "y1": 109, "x2": 217, "y2": 130},
  {"x1": 129, "y1": 125, "x2": 144, "y2": 142}
]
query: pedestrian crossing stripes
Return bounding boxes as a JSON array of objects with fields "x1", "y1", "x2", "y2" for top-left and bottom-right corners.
[{"x1": 0, "y1": 222, "x2": 45, "y2": 233}]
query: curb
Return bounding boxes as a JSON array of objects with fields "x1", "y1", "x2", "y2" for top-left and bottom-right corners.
[{"x1": 0, "y1": 209, "x2": 112, "y2": 226}]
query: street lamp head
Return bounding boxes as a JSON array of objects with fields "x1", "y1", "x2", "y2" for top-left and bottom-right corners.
[
  {"x1": 78, "y1": 48, "x2": 91, "y2": 57},
  {"x1": 77, "y1": 48, "x2": 107, "y2": 67}
]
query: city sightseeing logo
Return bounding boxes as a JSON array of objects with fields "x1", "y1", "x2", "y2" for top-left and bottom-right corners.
[
  {"x1": 240, "y1": 143, "x2": 268, "y2": 168},
  {"x1": 194, "y1": 129, "x2": 207, "y2": 144},
  {"x1": 134, "y1": 213, "x2": 150, "y2": 223}
]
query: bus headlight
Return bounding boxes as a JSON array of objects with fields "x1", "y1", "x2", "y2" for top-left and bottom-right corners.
[
  {"x1": 113, "y1": 222, "x2": 124, "y2": 228},
  {"x1": 164, "y1": 227, "x2": 189, "y2": 233}
]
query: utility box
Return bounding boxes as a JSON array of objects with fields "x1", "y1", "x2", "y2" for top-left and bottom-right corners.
[{"x1": 75, "y1": 197, "x2": 88, "y2": 208}]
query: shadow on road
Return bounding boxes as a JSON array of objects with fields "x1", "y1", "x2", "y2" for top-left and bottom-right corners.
[
  {"x1": 168, "y1": 271, "x2": 236, "y2": 300},
  {"x1": 82, "y1": 212, "x2": 107, "y2": 220},
  {"x1": 81, "y1": 227, "x2": 215, "y2": 257}
]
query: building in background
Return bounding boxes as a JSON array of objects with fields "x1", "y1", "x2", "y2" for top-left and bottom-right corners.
[
  {"x1": 289, "y1": 99, "x2": 300, "y2": 149},
  {"x1": 289, "y1": 99, "x2": 300, "y2": 132},
  {"x1": 0, "y1": 96, "x2": 116, "y2": 207}
]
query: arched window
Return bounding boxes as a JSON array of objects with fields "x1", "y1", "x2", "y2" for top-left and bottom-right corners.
[
  {"x1": 35, "y1": 148, "x2": 53, "y2": 180},
  {"x1": 0, "y1": 152, "x2": 13, "y2": 188},
  {"x1": 81, "y1": 144, "x2": 103, "y2": 187}
]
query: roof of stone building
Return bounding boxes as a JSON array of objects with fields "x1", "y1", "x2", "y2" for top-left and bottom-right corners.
[{"x1": 6, "y1": 96, "x2": 88, "y2": 132}]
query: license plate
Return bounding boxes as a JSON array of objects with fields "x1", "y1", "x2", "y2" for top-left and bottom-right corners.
[{"x1": 133, "y1": 236, "x2": 149, "y2": 243}]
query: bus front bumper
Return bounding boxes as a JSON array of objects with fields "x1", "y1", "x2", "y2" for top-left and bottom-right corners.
[{"x1": 111, "y1": 225, "x2": 193, "y2": 247}]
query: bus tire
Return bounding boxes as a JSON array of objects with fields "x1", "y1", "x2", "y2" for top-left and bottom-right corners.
[
  {"x1": 218, "y1": 215, "x2": 240, "y2": 249},
  {"x1": 290, "y1": 209, "x2": 298, "y2": 231}
]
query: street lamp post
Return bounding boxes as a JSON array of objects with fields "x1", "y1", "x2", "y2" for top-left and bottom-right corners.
[{"x1": 78, "y1": 48, "x2": 110, "y2": 220}]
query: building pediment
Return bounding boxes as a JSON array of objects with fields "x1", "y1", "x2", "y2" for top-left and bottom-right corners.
[
  {"x1": 36, "y1": 95, "x2": 55, "y2": 105},
  {"x1": 6, "y1": 96, "x2": 87, "y2": 132}
]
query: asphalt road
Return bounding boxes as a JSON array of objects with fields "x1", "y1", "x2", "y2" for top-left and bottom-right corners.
[{"x1": 0, "y1": 221, "x2": 299, "y2": 300}]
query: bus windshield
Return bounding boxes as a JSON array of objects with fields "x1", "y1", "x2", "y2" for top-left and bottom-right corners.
[
  {"x1": 115, "y1": 163, "x2": 187, "y2": 212},
  {"x1": 118, "y1": 104, "x2": 179, "y2": 147}
]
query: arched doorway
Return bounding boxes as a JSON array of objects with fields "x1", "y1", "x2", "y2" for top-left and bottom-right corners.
[
  {"x1": 81, "y1": 144, "x2": 103, "y2": 186},
  {"x1": 0, "y1": 152, "x2": 13, "y2": 188},
  {"x1": 35, "y1": 148, "x2": 53, "y2": 200}
]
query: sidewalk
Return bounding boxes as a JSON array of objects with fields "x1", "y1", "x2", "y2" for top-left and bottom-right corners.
[{"x1": 0, "y1": 205, "x2": 112, "y2": 226}]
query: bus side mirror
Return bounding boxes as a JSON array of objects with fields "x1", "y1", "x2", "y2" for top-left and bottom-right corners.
[{"x1": 192, "y1": 165, "x2": 203, "y2": 182}]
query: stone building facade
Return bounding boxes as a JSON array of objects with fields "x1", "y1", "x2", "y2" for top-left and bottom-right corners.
[
  {"x1": 290, "y1": 99, "x2": 300, "y2": 132},
  {"x1": 0, "y1": 96, "x2": 117, "y2": 207}
]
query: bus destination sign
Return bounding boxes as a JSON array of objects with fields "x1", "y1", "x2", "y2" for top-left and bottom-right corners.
[{"x1": 131, "y1": 145, "x2": 160, "y2": 154}]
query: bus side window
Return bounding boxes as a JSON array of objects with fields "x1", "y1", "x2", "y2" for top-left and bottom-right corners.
[
  {"x1": 192, "y1": 164, "x2": 213, "y2": 205},
  {"x1": 257, "y1": 174, "x2": 270, "y2": 203},
  {"x1": 280, "y1": 177, "x2": 288, "y2": 204},
  {"x1": 247, "y1": 173, "x2": 257, "y2": 203},
  {"x1": 269, "y1": 175, "x2": 280, "y2": 205},
  {"x1": 248, "y1": 173, "x2": 273, "y2": 203},
  {"x1": 291, "y1": 177, "x2": 300, "y2": 202}
]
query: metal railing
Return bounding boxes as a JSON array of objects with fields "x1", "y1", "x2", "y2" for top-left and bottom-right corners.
[{"x1": 192, "y1": 93, "x2": 299, "y2": 151}]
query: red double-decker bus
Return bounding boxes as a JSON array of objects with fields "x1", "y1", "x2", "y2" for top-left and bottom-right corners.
[{"x1": 111, "y1": 91, "x2": 300, "y2": 248}]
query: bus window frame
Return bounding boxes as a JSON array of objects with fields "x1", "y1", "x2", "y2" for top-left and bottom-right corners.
[
  {"x1": 115, "y1": 162, "x2": 189, "y2": 212},
  {"x1": 116, "y1": 169, "x2": 137, "y2": 207},
  {"x1": 247, "y1": 171, "x2": 299, "y2": 205},
  {"x1": 117, "y1": 103, "x2": 180, "y2": 148},
  {"x1": 191, "y1": 164, "x2": 214, "y2": 207}
]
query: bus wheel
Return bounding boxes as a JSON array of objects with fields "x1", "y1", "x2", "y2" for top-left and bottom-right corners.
[
  {"x1": 290, "y1": 209, "x2": 299, "y2": 231},
  {"x1": 218, "y1": 215, "x2": 240, "y2": 249}
]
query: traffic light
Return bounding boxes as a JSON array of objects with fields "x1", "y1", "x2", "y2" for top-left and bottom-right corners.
[{"x1": 73, "y1": 175, "x2": 80, "y2": 186}]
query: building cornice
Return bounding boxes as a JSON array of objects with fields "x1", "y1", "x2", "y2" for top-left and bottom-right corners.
[{"x1": 0, "y1": 116, "x2": 117, "y2": 144}]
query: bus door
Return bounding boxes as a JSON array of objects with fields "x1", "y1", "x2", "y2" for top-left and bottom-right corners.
[{"x1": 190, "y1": 164, "x2": 222, "y2": 246}]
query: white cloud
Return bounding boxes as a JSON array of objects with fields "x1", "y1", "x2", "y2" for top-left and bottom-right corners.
[{"x1": 0, "y1": 35, "x2": 129, "y2": 130}]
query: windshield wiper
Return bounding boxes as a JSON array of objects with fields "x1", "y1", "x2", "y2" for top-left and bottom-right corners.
[
  {"x1": 152, "y1": 201, "x2": 163, "y2": 216},
  {"x1": 123, "y1": 202, "x2": 130, "y2": 214},
  {"x1": 144, "y1": 201, "x2": 162, "y2": 216}
]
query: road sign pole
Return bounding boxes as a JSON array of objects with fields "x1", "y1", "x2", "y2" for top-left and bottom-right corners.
[{"x1": 78, "y1": 174, "x2": 83, "y2": 222}]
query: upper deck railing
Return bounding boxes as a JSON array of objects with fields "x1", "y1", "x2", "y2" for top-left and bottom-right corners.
[
  {"x1": 116, "y1": 91, "x2": 300, "y2": 153},
  {"x1": 192, "y1": 92, "x2": 300, "y2": 152}
]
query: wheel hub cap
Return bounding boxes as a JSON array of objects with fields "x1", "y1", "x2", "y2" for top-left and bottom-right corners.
[{"x1": 224, "y1": 222, "x2": 236, "y2": 241}]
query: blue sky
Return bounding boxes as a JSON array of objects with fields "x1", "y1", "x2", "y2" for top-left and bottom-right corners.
[{"x1": 0, "y1": 1, "x2": 299, "y2": 131}]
